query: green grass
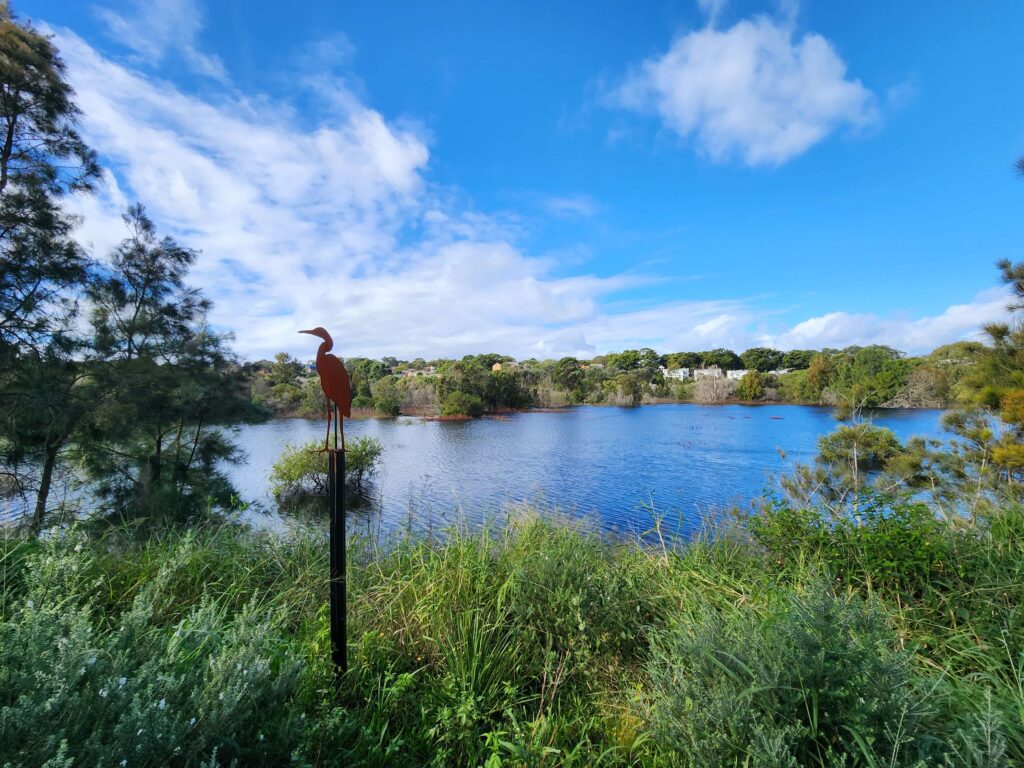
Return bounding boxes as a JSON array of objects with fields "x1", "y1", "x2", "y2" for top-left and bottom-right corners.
[{"x1": 1, "y1": 502, "x2": 1022, "y2": 767}]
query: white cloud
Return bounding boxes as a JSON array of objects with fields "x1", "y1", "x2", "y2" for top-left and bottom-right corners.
[
  {"x1": 608, "y1": 12, "x2": 876, "y2": 165},
  {"x1": 760, "y1": 288, "x2": 1011, "y2": 352},
  {"x1": 95, "y1": 0, "x2": 228, "y2": 81},
  {"x1": 52, "y1": 28, "x2": 643, "y2": 360},
  {"x1": 52, "y1": 24, "x2": 1003, "y2": 362}
]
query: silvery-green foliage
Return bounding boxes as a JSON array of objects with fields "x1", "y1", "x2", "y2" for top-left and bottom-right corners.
[
  {"x1": 0, "y1": 530, "x2": 306, "y2": 768},
  {"x1": 649, "y1": 582, "x2": 926, "y2": 767}
]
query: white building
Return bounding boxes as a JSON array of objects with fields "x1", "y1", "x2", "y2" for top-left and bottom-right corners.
[
  {"x1": 694, "y1": 367, "x2": 724, "y2": 380},
  {"x1": 726, "y1": 369, "x2": 750, "y2": 381},
  {"x1": 660, "y1": 366, "x2": 691, "y2": 381}
]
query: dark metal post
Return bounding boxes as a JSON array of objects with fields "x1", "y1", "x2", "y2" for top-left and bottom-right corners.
[{"x1": 329, "y1": 445, "x2": 347, "y2": 674}]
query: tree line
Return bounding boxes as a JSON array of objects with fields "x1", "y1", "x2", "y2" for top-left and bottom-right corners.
[{"x1": 247, "y1": 340, "x2": 983, "y2": 418}]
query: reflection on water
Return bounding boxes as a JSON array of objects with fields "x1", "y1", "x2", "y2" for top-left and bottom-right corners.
[{"x1": 227, "y1": 404, "x2": 947, "y2": 539}]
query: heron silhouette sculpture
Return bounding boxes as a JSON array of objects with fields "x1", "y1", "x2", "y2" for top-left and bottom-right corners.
[{"x1": 299, "y1": 327, "x2": 352, "y2": 451}]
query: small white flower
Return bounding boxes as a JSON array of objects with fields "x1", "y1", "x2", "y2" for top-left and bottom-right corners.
[
  {"x1": 74, "y1": 543, "x2": 82, "y2": 553},
  {"x1": 79, "y1": 668, "x2": 85, "y2": 675},
  {"x1": 118, "y1": 677, "x2": 127, "y2": 687},
  {"x1": 99, "y1": 688, "x2": 108, "y2": 698},
  {"x1": 120, "y1": 761, "x2": 127, "y2": 767},
  {"x1": 26, "y1": 600, "x2": 34, "y2": 609},
  {"x1": 88, "y1": 656, "x2": 97, "y2": 665},
  {"x1": 258, "y1": 733, "x2": 264, "y2": 741},
  {"x1": 136, "y1": 728, "x2": 143, "y2": 736},
  {"x1": 218, "y1": 692, "x2": 224, "y2": 701},
  {"x1": 158, "y1": 699, "x2": 166, "y2": 710},
  {"x1": 189, "y1": 717, "x2": 197, "y2": 727}
]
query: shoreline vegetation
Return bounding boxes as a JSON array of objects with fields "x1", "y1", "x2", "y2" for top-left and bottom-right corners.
[
  {"x1": 249, "y1": 341, "x2": 976, "y2": 422},
  {"x1": 317, "y1": 396, "x2": 947, "y2": 426}
]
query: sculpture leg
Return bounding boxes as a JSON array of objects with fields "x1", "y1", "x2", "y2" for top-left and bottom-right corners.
[{"x1": 325, "y1": 401, "x2": 332, "y2": 452}]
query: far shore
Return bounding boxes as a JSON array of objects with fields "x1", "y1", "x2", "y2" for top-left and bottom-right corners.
[{"x1": 268, "y1": 398, "x2": 947, "y2": 422}]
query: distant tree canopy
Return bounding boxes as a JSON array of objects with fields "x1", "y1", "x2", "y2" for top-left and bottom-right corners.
[
  {"x1": 740, "y1": 347, "x2": 784, "y2": 372},
  {"x1": 782, "y1": 349, "x2": 816, "y2": 370},
  {"x1": 606, "y1": 347, "x2": 662, "y2": 371},
  {"x1": 666, "y1": 352, "x2": 702, "y2": 370},
  {"x1": 700, "y1": 348, "x2": 744, "y2": 371}
]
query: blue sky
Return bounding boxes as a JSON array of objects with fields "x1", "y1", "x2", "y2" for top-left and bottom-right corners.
[{"x1": 20, "y1": 0, "x2": 1024, "y2": 360}]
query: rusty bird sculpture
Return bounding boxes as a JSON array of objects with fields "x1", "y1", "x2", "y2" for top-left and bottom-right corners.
[{"x1": 299, "y1": 327, "x2": 352, "y2": 451}]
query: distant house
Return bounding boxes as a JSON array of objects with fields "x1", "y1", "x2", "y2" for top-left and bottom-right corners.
[
  {"x1": 659, "y1": 366, "x2": 691, "y2": 381},
  {"x1": 492, "y1": 362, "x2": 503, "y2": 371},
  {"x1": 767, "y1": 368, "x2": 791, "y2": 376},
  {"x1": 401, "y1": 365, "x2": 437, "y2": 378},
  {"x1": 694, "y1": 367, "x2": 724, "y2": 380},
  {"x1": 726, "y1": 369, "x2": 750, "y2": 381}
]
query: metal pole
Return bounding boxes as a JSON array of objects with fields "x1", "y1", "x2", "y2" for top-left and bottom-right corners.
[{"x1": 329, "y1": 411, "x2": 347, "y2": 674}]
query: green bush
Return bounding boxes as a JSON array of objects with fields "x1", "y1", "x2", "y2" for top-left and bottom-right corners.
[
  {"x1": 347, "y1": 436, "x2": 383, "y2": 492},
  {"x1": 749, "y1": 499, "x2": 951, "y2": 597},
  {"x1": 270, "y1": 436, "x2": 384, "y2": 497},
  {"x1": 737, "y1": 370, "x2": 765, "y2": 400},
  {"x1": 0, "y1": 530, "x2": 306, "y2": 768},
  {"x1": 440, "y1": 390, "x2": 484, "y2": 418},
  {"x1": 650, "y1": 582, "x2": 924, "y2": 766},
  {"x1": 370, "y1": 377, "x2": 402, "y2": 417},
  {"x1": 269, "y1": 439, "x2": 328, "y2": 497}
]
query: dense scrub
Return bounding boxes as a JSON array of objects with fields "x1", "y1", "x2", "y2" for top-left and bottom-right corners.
[{"x1": 2, "y1": 503, "x2": 1021, "y2": 767}]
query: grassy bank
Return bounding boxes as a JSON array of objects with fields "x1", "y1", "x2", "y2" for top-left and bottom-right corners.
[{"x1": 1, "y1": 504, "x2": 1022, "y2": 767}]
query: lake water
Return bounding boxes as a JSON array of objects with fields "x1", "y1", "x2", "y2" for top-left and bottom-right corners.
[{"x1": 227, "y1": 404, "x2": 946, "y2": 539}]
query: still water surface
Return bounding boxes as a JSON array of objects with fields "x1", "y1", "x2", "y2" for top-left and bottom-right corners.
[{"x1": 228, "y1": 404, "x2": 945, "y2": 538}]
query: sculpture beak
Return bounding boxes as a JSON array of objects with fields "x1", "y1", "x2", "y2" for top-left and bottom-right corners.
[{"x1": 298, "y1": 329, "x2": 314, "y2": 335}]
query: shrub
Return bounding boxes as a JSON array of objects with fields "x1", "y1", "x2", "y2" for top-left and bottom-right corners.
[
  {"x1": 347, "y1": 436, "x2": 383, "y2": 492},
  {"x1": 370, "y1": 377, "x2": 402, "y2": 417},
  {"x1": 270, "y1": 436, "x2": 384, "y2": 497},
  {"x1": 0, "y1": 530, "x2": 306, "y2": 767},
  {"x1": 270, "y1": 439, "x2": 327, "y2": 497},
  {"x1": 440, "y1": 391, "x2": 484, "y2": 418},
  {"x1": 649, "y1": 582, "x2": 924, "y2": 766},
  {"x1": 737, "y1": 370, "x2": 765, "y2": 400},
  {"x1": 749, "y1": 499, "x2": 951, "y2": 597}
]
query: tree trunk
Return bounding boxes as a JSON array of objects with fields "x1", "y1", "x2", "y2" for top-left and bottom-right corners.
[{"x1": 31, "y1": 444, "x2": 59, "y2": 535}]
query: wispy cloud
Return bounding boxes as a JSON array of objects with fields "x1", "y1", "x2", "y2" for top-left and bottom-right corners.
[
  {"x1": 52, "y1": 19, "x2": 1002, "y2": 361},
  {"x1": 95, "y1": 0, "x2": 228, "y2": 82},
  {"x1": 696, "y1": 0, "x2": 727, "y2": 27},
  {"x1": 52, "y1": 28, "x2": 645, "y2": 360},
  {"x1": 542, "y1": 194, "x2": 600, "y2": 219},
  {"x1": 606, "y1": 7, "x2": 877, "y2": 166}
]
